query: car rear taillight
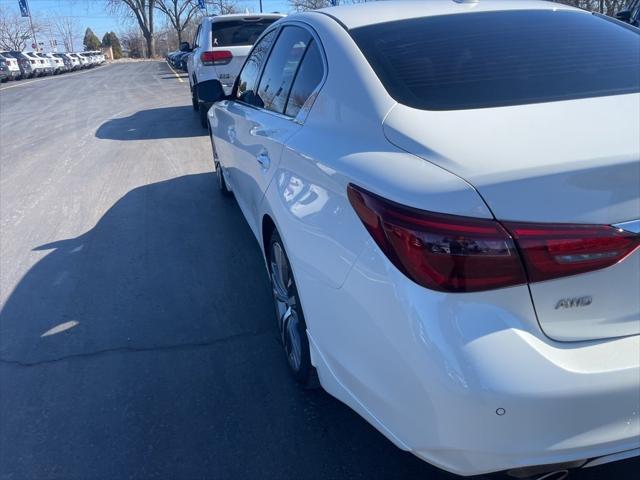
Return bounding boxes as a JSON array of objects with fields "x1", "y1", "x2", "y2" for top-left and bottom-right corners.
[
  {"x1": 347, "y1": 184, "x2": 640, "y2": 292},
  {"x1": 503, "y1": 222, "x2": 640, "y2": 283},
  {"x1": 347, "y1": 184, "x2": 527, "y2": 292},
  {"x1": 201, "y1": 50, "x2": 232, "y2": 66}
]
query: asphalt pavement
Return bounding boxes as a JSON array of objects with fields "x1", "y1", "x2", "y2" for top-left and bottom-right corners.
[{"x1": 0, "y1": 61, "x2": 637, "y2": 480}]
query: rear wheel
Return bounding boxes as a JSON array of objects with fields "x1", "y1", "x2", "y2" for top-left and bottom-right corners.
[
  {"x1": 214, "y1": 161, "x2": 231, "y2": 197},
  {"x1": 268, "y1": 230, "x2": 316, "y2": 386},
  {"x1": 191, "y1": 86, "x2": 198, "y2": 111},
  {"x1": 199, "y1": 103, "x2": 208, "y2": 129}
]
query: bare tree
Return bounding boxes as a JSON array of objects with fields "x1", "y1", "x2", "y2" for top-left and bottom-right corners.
[
  {"x1": 554, "y1": 0, "x2": 627, "y2": 15},
  {"x1": 53, "y1": 15, "x2": 79, "y2": 52},
  {"x1": 0, "y1": 7, "x2": 38, "y2": 51},
  {"x1": 207, "y1": 0, "x2": 239, "y2": 15},
  {"x1": 156, "y1": 0, "x2": 199, "y2": 45},
  {"x1": 108, "y1": 0, "x2": 157, "y2": 58},
  {"x1": 289, "y1": 0, "x2": 367, "y2": 11},
  {"x1": 121, "y1": 27, "x2": 147, "y2": 57},
  {"x1": 289, "y1": 0, "x2": 331, "y2": 11}
]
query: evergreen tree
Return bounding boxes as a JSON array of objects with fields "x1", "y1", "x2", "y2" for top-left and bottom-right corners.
[
  {"x1": 83, "y1": 28, "x2": 101, "y2": 51},
  {"x1": 103, "y1": 32, "x2": 124, "y2": 59}
]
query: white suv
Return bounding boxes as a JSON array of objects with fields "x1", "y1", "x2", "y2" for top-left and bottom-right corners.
[{"x1": 184, "y1": 13, "x2": 284, "y2": 127}]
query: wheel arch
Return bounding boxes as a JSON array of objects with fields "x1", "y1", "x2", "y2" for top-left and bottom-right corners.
[{"x1": 261, "y1": 214, "x2": 277, "y2": 261}]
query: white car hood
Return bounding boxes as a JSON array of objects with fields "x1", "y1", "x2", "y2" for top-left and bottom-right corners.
[{"x1": 383, "y1": 94, "x2": 640, "y2": 224}]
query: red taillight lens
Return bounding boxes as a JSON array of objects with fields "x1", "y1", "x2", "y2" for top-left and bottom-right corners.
[
  {"x1": 347, "y1": 184, "x2": 527, "y2": 292},
  {"x1": 503, "y1": 222, "x2": 640, "y2": 283},
  {"x1": 201, "y1": 50, "x2": 232, "y2": 66},
  {"x1": 347, "y1": 184, "x2": 640, "y2": 292}
]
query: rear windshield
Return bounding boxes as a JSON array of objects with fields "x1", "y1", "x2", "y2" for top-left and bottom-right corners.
[
  {"x1": 351, "y1": 10, "x2": 640, "y2": 110},
  {"x1": 211, "y1": 19, "x2": 278, "y2": 47}
]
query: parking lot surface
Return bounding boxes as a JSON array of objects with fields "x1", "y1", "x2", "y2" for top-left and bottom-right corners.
[{"x1": 0, "y1": 61, "x2": 637, "y2": 480}]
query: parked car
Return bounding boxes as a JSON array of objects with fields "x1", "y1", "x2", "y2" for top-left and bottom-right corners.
[
  {"x1": 23, "y1": 52, "x2": 48, "y2": 76},
  {"x1": 70, "y1": 53, "x2": 89, "y2": 68},
  {"x1": 59, "y1": 53, "x2": 81, "y2": 70},
  {"x1": 185, "y1": 13, "x2": 284, "y2": 127},
  {"x1": 616, "y1": 0, "x2": 640, "y2": 26},
  {"x1": 78, "y1": 52, "x2": 94, "y2": 66},
  {"x1": 174, "y1": 51, "x2": 191, "y2": 71},
  {"x1": 45, "y1": 52, "x2": 65, "y2": 73},
  {"x1": 35, "y1": 53, "x2": 56, "y2": 75},
  {"x1": 0, "y1": 53, "x2": 20, "y2": 80},
  {"x1": 53, "y1": 53, "x2": 73, "y2": 72},
  {"x1": 84, "y1": 51, "x2": 105, "y2": 65},
  {"x1": 166, "y1": 50, "x2": 180, "y2": 65},
  {"x1": 0, "y1": 58, "x2": 10, "y2": 83},
  {"x1": 206, "y1": 1, "x2": 640, "y2": 478},
  {"x1": 1, "y1": 51, "x2": 33, "y2": 79}
]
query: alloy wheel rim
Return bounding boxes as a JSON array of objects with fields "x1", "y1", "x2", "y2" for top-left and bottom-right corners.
[{"x1": 270, "y1": 242, "x2": 302, "y2": 371}]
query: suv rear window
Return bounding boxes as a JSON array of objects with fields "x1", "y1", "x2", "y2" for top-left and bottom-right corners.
[
  {"x1": 351, "y1": 10, "x2": 640, "y2": 110},
  {"x1": 212, "y1": 19, "x2": 278, "y2": 47}
]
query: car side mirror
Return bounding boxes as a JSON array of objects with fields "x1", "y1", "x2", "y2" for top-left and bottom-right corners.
[
  {"x1": 179, "y1": 42, "x2": 191, "y2": 52},
  {"x1": 615, "y1": 10, "x2": 632, "y2": 22}
]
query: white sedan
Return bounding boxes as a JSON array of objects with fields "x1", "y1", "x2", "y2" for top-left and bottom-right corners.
[{"x1": 207, "y1": 0, "x2": 640, "y2": 477}]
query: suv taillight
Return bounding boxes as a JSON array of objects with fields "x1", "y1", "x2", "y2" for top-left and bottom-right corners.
[
  {"x1": 347, "y1": 184, "x2": 640, "y2": 292},
  {"x1": 201, "y1": 50, "x2": 232, "y2": 66}
]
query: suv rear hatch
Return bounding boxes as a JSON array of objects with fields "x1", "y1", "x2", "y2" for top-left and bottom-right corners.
[
  {"x1": 356, "y1": 10, "x2": 640, "y2": 342},
  {"x1": 209, "y1": 17, "x2": 280, "y2": 90}
]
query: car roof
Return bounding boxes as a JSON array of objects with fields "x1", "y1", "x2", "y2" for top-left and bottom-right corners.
[
  {"x1": 208, "y1": 13, "x2": 285, "y2": 22},
  {"x1": 317, "y1": 0, "x2": 585, "y2": 29}
]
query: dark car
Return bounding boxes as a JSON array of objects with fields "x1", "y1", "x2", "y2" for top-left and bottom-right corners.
[
  {"x1": 54, "y1": 53, "x2": 73, "y2": 72},
  {"x1": 0, "y1": 59, "x2": 10, "y2": 82},
  {"x1": 174, "y1": 51, "x2": 191, "y2": 71},
  {"x1": 3, "y1": 51, "x2": 34, "y2": 79},
  {"x1": 168, "y1": 51, "x2": 182, "y2": 68},
  {"x1": 616, "y1": 0, "x2": 640, "y2": 26}
]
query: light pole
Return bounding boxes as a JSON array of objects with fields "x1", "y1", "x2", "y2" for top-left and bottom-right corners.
[
  {"x1": 19, "y1": 0, "x2": 39, "y2": 51},
  {"x1": 259, "y1": 0, "x2": 263, "y2": 13}
]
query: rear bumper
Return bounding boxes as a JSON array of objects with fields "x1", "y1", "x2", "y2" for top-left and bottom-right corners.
[{"x1": 307, "y1": 241, "x2": 640, "y2": 476}]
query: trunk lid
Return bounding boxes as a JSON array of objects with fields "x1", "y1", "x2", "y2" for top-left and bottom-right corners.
[{"x1": 383, "y1": 95, "x2": 640, "y2": 342}]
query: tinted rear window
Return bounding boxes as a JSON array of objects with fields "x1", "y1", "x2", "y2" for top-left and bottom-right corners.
[
  {"x1": 351, "y1": 11, "x2": 640, "y2": 110},
  {"x1": 212, "y1": 19, "x2": 278, "y2": 47}
]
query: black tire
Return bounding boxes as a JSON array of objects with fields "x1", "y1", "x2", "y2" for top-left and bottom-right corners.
[
  {"x1": 191, "y1": 86, "x2": 198, "y2": 111},
  {"x1": 214, "y1": 161, "x2": 232, "y2": 197},
  {"x1": 199, "y1": 103, "x2": 208, "y2": 129},
  {"x1": 268, "y1": 230, "x2": 317, "y2": 386}
]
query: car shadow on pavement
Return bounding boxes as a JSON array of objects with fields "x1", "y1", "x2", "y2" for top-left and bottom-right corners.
[
  {"x1": 95, "y1": 105, "x2": 205, "y2": 140},
  {"x1": 0, "y1": 173, "x2": 449, "y2": 480}
]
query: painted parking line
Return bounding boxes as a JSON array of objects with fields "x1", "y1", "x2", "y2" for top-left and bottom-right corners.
[
  {"x1": 165, "y1": 62, "x2": 185, "y2": 83},
  {"x1": 0, "y1": 64, "x2": 110, "y2": 91}
]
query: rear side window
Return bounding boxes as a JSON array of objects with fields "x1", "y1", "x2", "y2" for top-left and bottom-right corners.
[
  {"x1": 256, "y1": 26, "x2": 312, "y2": 114},
  {"x1": 351, "y1": 10, "x2": 640, "y2": 110},
  {"x1": 212, "y1": 19, "x2": 278, "y2": 47},
  {"x1": 285, "y1": 41, "x2": 324, "y2": 117},
  {"x1": 236, "y1": 29, "x2": 278, "y2": 105}
]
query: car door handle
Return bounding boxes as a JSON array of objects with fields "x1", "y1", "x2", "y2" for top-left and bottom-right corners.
[{"x1": 256, "y1": 152, "x2": 271, "y2": 170}]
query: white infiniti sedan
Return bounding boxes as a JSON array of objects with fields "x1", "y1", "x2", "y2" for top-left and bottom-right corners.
[{"x1": 206, "y1": 1, "x2": 640, "y2": 477}]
